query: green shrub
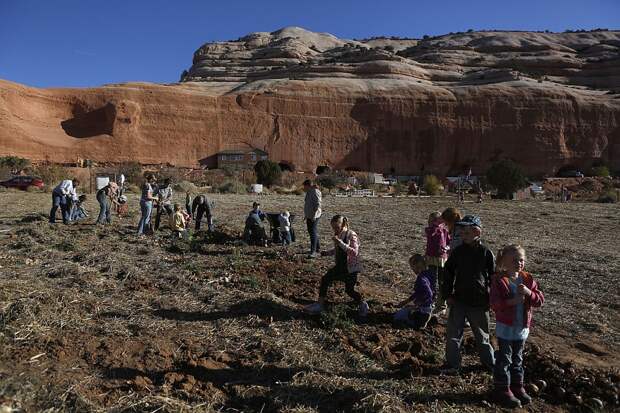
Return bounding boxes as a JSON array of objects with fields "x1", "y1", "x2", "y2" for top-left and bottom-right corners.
[
  {"x1": 597, "y1": 190, "x2": 618, "y2": 203},
  {"x1": 591, "y1": 166, "x2": 610, "y2": 177},
  {"x1": 254, "y1": 160, "x2": 281, "y2": 187},
  {"x1": 124, "y1": 183, "x2": 140, "y2": 193},
  {"x1": 486, "y1": 160, "x2": 528, "y2": 198},
  {"x1": 34, "y1": 163, "x2": 65, "y2": 187},
  {"x1": 423, "y1": 175, "x2": 442, "y2": 195},
  {"x1": 218, "y1": 179, "x2": 246, "y2": 194},
  {"x1": 174, "y1": 180, "x2": 198, "y2": 194},
  {"x1": 317, "y1": 173, "x2": 343, "y2": 190},
  {"x1": 0, "y1": 156, "x2": 30, "y2": 173},
  {"x1": 119, "y1": 161, "x2": 143, "y2": 184}
]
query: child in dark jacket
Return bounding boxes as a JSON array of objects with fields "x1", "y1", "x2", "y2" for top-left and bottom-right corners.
[
  {"x1": 393, "y1": 254, "x2": 435, "y2": 330},
  {"x1": 441, "y1": 215, "x2": 495, "y2": 373},
  {"x1": 490, "y1": 244, "x2": 544, "y2": 408}
]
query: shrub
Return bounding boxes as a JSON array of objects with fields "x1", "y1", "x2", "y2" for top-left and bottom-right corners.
[
  {"x1": 317, "y1": 173, "x2": 343, "y2": 191},
  {"x1": 597, "y1": 190, "x2": 618, "y2": 203},
  {"x1": 423, "y1": 175, "x2": 442, "y2": 195},
  {"x1": 218, "y1": 179, "x2": 246, "y2": 194},
  {"x1": 590, "y1": 166, "x2": 610, "y2": 177},
  {"x1": 0, "y1": 156, "x2": 30, "y2": 173},
  {"x1": 254, "y1": 160, "x2": 282, "y2": 187},
  {"x1": 486, "y1": 160, "x2": 528, "y2": 198},
  {"x1": 34, "y1": 163, "x2": 65, "y2": 187},
  {"x1": 119, "y1": 161, "x2": 143, "y2": 184},
  {"x1": 124, "y1": 183, "x2": 140, "y2": 193},
  {"x1": 174, "y1": 180, "x2": 199, "y2": 194}
]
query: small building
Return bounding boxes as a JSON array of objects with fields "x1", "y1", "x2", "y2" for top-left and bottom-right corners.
[{"x1": 216, "y1": 148, "x2": 268, "y2": 169}]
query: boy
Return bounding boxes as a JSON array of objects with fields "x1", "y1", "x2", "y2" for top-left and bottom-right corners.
[{"x1": 441, "y1": 215, "x2": 495, "y2": 374}]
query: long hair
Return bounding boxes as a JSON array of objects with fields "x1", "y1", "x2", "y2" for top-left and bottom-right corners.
[{"x1": 331, "y1": 214, "x2": 349, "y2": 230}]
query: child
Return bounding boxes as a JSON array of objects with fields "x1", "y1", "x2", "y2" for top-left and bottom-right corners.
[
  {"x1": 305, "y1": 215, "x2": 369, "y2": 317},
  {"x1": 441, "y1": 207, "x2": 463, "y2": 252},
  {"x1": 425, "y1": 211, "x2": 450, "y2": 314},
  {"x1": 170, "y1": 203, "x2": 188, "y2": 239},
  {"x1": 393, "y1": 254, "x2": 435, "y2": 329},
  {"x1": 243, "y1": 202, "x2": 267, "y2": 246},
  {"x1": 441, "y1": 215, "x2": 495, "y2": 374},
  {"x1": 70, "y1": 194, "x2": 88, "y2": 221},
  {"x1": 278, "y1": 210, "x2": 292, "y2": 245},
  {"x1": 490, "y1": 245, "x2": 544, "y2": 408}
]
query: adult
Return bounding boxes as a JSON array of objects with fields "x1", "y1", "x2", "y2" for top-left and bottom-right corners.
[
  {"x1": 49, "y1": 178, "x2": 80, "y2": 224},
  {"x1": 191, "y1": 193, "x2": 214, "y2": 232},
  {"x1": 303, "y1": 179, "x2": 322, "y2": 258},
  {"x1": 154, "y1": 178, "x2": 174, "y2": 231},
  {"x1": 96, "y1": 182, "x2": 119, "y2": 225},
  {"x1": 137, "y1": 173, "x2": 157, "y2": 235},
  {"x1": 243, "y1": 202, "x2": 267, "y2": 246}
]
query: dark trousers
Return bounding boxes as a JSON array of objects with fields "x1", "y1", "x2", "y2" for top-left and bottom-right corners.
[
  {"x1": 195, "y1": 205, "x2": 213, "y2": 231},
  {"x1": 445, "y1": 302, "x2": 495, "y2": 370},
  {"x1": 493, "y1": 338, "x2": 525, "y2": 386},
  {"x1": 50, "y1": 191, "x2": 69, "y2": 224},
  {"x1": 318, "y1": 268, "x2": 362, "y2": 303},
  {"x1": 428, "y1": 265, "x2": 446, "y2": 311},
  {"x1": 154, "y1": 204, "x2": 173, "y2": 230},
  {"x1": 281, "y1": 230, "x2": 292, "y2": 245},
  {"x1": 393, "y1": 308, "x2": 431, "y2": 330},
  {"x1": 306, "y1": 217, "x2": 320, "y2": 253}
]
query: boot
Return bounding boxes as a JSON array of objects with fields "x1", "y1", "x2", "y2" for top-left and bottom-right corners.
[
  {"x1": 511, "y1": 384, "x2": 532, "y2": 405},
  {"x1": 493, "y1": 385, "x2": 522, "y2": 409}
]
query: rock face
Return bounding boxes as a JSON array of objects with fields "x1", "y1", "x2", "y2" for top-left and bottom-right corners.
[{"x1": 1, "y1": 27, "x2": 620, "y2": 175}]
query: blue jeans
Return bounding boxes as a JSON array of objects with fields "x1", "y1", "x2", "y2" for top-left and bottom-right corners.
[
  {"x1": 394, "y1": 308, "x2": 431, "y2": 330},
  {"x1": 281, "y1": 230, "x2": 292, "y2": 245},
  {"x1": 49, "y1": 191, "x2": 69, "y2": 224},
  {"x1": 96, "y1": 193, "x2": 111, "y2": 224},
  {"x1": 493, "y1": 338, "x2": 525, "y2": 386},
  {"x1": 137, "y1": 200, "x2": 153, "y2": 234},
  {"x1": 306, "y1": 217, "x2": 320, "y2": 254}
]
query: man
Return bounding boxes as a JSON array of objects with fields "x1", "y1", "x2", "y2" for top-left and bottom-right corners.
[
  {"x1": 191, "y1": 193, "x2": 214, "y2": 232},
  {"x1": 50, "y1": 178, "x2": 80, "y2": 224},
  {"x1": 154, "y1": 178, "x2": 174, "y2": 231},
  {"x1": 243, "y1": 202, "x2": 267, "y2": 245},
  {"x1": 441, "y1": 215, "x2": 495, "y2": 374},
  {"x1": 303, "y1": 179, "x2": 322, "y2": 258}
]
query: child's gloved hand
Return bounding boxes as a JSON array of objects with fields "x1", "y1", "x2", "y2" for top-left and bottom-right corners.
[{"x1": 517, "y1": 284, "x2": 531, "y2": 296}]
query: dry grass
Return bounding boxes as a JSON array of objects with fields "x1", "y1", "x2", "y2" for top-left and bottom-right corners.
[{"x1": 0, "y1": 192, "x2": 618, "y2": 412}]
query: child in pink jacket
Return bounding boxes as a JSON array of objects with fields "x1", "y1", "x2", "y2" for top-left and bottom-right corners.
[
  {"x1": 490, "y1": 244, "x2": 544, "y2": 409},
  {"x1": 425, "y1": 211, "x2": 450, "y2": 313}
]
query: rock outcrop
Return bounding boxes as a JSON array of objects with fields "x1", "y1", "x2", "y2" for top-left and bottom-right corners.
[{"x1": 1, "y1": 27, "x2": 620, "y2": 175}]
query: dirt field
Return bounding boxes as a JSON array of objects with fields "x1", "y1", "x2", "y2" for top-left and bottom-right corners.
[{"x1": 0, "y1": 191, "x2": 618, "y2": 412}]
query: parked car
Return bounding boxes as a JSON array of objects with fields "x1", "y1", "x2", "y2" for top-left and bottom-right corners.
[
  {"x1": 0, "y1": 176, "x2": 45, "y2": 190},
  {"x1": 558, "y1": 170, "x2": 584, "y2": 178}
]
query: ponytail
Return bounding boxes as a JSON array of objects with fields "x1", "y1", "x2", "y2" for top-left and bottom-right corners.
[{"x1": 331, "y1": 214, "x2": 349, "y2": 230}]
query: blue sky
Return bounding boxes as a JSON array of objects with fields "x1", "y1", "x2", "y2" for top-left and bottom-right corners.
[{"x1": 0, "y1": 0, "x2": 618, "y2": 88}]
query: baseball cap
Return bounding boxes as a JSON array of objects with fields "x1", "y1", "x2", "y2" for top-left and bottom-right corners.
[{"x1": 457, "y1": 215, "x2": 482, "y2": 228}]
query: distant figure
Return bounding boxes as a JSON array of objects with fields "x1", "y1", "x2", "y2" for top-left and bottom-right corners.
[
  {"x1": 49, "y1": 178, "x2": 80, "y2": 224},
  {"x1": 154, "y1": 178, "x2": 174, "y2": 231},
  {"x1": 137, "y1": 173, "x2": 157, "y2": 235},
  {"x1": 303, "y1": 179, "x2": 322, "y2": 258},
  {"x1": 278, "y1": 210, "x2": 292, "y2": 245},
  {"x1": 393, "y1": 254, "x2": 435, "y2": 330},
  {"x1": 191, "y1": 194, "x2": 214, "y2": 232},
  {"x1": 243, "y1": 202, "x2": 267, "y2": 246}
]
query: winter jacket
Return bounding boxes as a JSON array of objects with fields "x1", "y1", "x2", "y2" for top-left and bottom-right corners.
[
  {"x1": 410, "y1": 269, "x2": 436, "y2": 310},
  {"x1": 304, "y1": 187, "x2": 322, "y2": 220},
  {"x1": 490, "y1": 271, "x2": 544, "y2": 328},
  {"x1": 324, "y1": 229, "x2": 362, "y2": 273},
  {"x1": 425, "y1": 222, "x2": 450, "y2": 259},
  {"x1": 442, "y1": 241, "x2": 495, "y2": 308}
]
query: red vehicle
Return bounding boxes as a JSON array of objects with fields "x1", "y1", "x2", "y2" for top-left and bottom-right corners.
[{"x1": 0, "y1": 176, "x2": 45, "y2": 190}]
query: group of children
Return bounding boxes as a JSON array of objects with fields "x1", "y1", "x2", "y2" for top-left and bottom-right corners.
[
  {"x1": 303, "y1": 208, "x2": 544, "y2": 409},
  {"x1": 242, "y1": 202, "x2": 293, "y2": 246}
]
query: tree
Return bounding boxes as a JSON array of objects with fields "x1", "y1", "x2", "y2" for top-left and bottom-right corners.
[
  {"x1": 486, "y1": 160, "x2": 528, "y2": 198},
  {"x1": 423, "y1": 175, "x2": 442, "y2": 195},
  {"x1": 254, "y1": 160, "x2": 281, "y2": 187},
  {"x1": 0, "y1": 156, "x2": 30, "y2": 174}
]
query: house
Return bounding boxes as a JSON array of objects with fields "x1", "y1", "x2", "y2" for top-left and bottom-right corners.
[{"x1": 216, "y1": 148, "x2": 268, "y2": 169}]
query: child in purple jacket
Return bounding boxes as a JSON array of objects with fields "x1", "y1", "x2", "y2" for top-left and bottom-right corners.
[{"x1": 393, "y1": 254, "x2": 435, "y2": 329}]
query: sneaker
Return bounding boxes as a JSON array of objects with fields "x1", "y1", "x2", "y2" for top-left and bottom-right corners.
[
  {"x1": 304, "y1": 302, "x2": 324, "y2": 314},
  {"x1": 358, "y1": 301, "x2": 369, "y2": 318}
]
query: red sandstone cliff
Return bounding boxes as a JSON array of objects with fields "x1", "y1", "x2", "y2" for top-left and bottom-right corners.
[{"x1": 1, "y1": 27, "x2": 619, "y2": 175}]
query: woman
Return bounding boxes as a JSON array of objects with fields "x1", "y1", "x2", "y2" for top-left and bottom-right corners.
[
  {"x1": 96, "y1": 182, "x2": 118, "y2": 225},
  {"x1": 137, "y1": 173, "x2": 157, "y2": 235}
]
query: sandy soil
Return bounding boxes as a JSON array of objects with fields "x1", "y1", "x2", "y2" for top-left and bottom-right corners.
[{"x1": 0, "y1": 191, "x2": 618, "y2": 412}]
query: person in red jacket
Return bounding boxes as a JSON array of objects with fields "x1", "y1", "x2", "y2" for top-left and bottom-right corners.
[{"x1": 490, "y1": 244, "x2": 544, "y2": 408}]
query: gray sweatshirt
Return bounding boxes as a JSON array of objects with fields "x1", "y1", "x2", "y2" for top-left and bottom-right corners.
[{"x1": 304, "y1": 187, "x2": 322, "y2": 220}]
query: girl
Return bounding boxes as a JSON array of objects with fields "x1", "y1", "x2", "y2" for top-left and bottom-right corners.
[
  {"x1": 425, "y1": 211, "x2": 450, "y2": 314},
  {"x1": 137, "y1": 173, "x2": 157, "y2": 235},
  {"x1": 441, "y1": 207, "x2": 462, "y2": 252},
  {"x1": 278, "y1": 210, "x2": 292, "y2": 245},
  {"x1": 305, "y1": 215, "x2": 369, "y2": 317},
  {"x1": 490, "y1": 245, "x2": 544, "y2": 408},
  {"x1": 393, "y1": 254, "x2": 435, "y2": 329}
]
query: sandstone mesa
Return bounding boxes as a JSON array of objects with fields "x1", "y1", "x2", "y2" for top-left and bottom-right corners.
[{"x1": 1, "y1": 27, "x2": 619, "y2": 175}]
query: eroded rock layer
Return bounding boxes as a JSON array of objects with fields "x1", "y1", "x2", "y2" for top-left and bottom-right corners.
[{"x1": 1, "y1": 27, "x2": 620, "y2": 174}]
